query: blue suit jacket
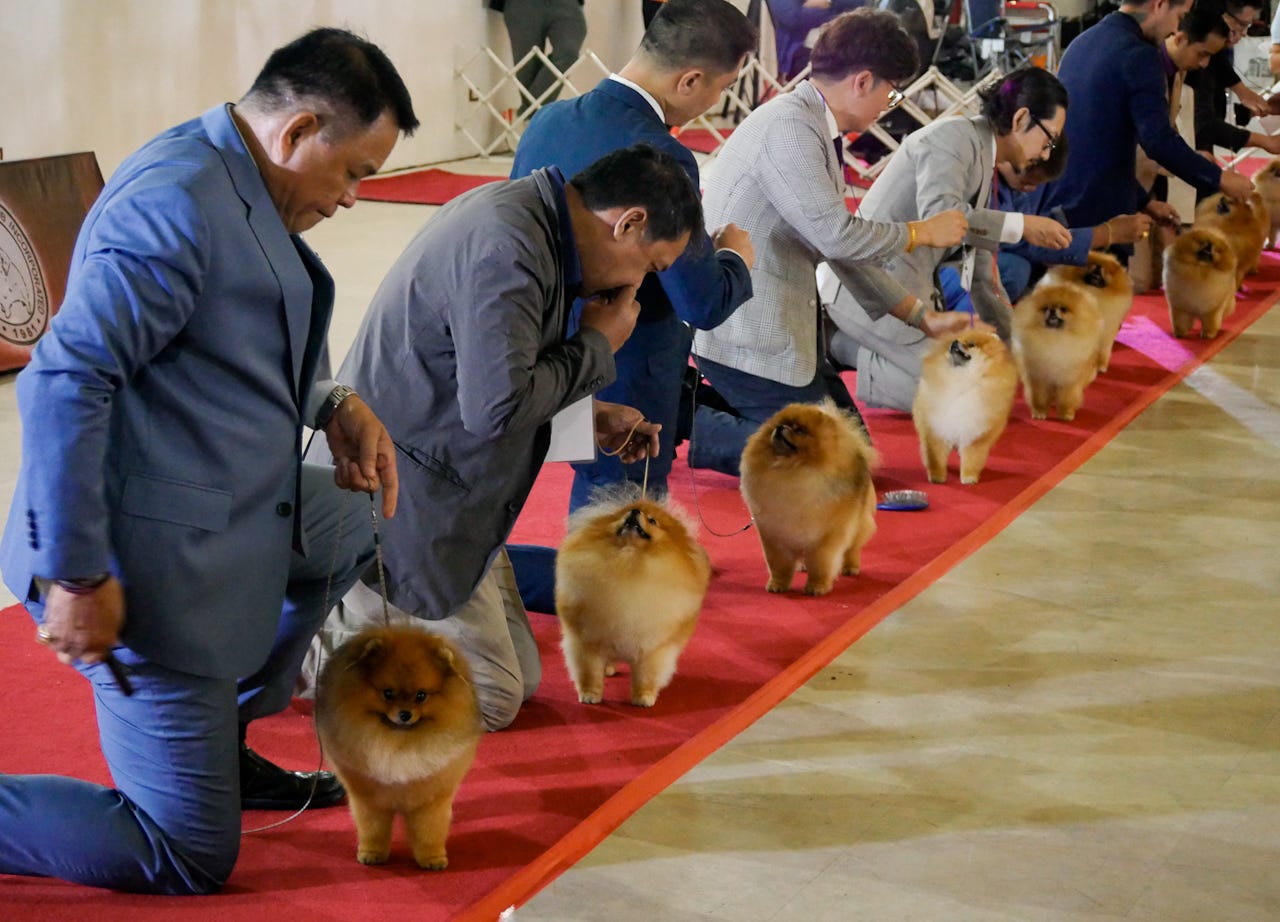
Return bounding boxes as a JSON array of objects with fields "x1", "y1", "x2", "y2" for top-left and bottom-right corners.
[
  {"x1": 0, "y1": 105, "x2": 336, "y2": 679},
  {"x1": 1045, "y1": 12, "x2": 1220, "y2": 228},
  {"x1": 511, "y1": 78, "x2": 751, "y2": 332},
  {"x1": 997, "y1": 181, "x2": 1091, "y2": 267}
]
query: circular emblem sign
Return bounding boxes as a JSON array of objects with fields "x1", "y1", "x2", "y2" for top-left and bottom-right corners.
[{"x1": 0, "y1": 202, "x2": 48, "y2": 346}]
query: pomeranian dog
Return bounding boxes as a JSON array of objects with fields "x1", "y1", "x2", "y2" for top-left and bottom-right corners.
[
  {"x1": 556, "y1": 491, "x2": 711, "y2": 708},
  {"x1": 1040, "y1": 251, "x2": 1134, "y2": 373},
  {"x1": 1162, "y1": 227, "x2": 1238, "y2": 339},
  {"x1": 912, "y1": 330, "x2": 1017, "y2": 485},
  {"x1": 1252, "y1": 158, "x2": 1280, "y2": 249},
  {"x1": 1195, "y1": 192, "x2": 1264, "y2": 284},
  {"x1": 315, "y1": 625, "x2": 481, "y2": 870},
  {"x1": 739, "y1": 400, "x2": 877, "y2": 596},
  {"x1": 1011, "y1": 283, "x2": 1103, "y2": 421}
]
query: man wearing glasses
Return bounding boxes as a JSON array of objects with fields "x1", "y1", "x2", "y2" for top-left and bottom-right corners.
[
  {"x1": 687, "y1": 9, "x2": 970, "y2": 476},
  {"x1": 824, "y1": 66, "x2": 1075, "y2": 412},
  {"x1": 1045, "y1": 0, "x2": 1254, "y2": 239},
  {"x1": 1188, "y1": 0, "x2": 1280, "y2": 159}
]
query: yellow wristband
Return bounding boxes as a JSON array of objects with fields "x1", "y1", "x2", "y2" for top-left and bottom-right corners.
[{"x1": 905, "y1": 221, "x2": 918, "y2": 254}]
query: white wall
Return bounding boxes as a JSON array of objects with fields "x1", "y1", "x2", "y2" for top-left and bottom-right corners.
[{"x1": 0, "y1": 0, "x2": 646, "y2": 177}]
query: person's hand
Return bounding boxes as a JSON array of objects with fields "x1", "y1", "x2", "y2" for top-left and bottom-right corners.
[
  {"x1": 912, "y1": 210, "x2": 968, "y2": 248},
  {"x1": 1144, "y1": 200, "x2": 1181, "y2": 227},
  {"x1": 594, "y1": 400, "x2": 661, "y2": 463},
  {"x1": 1220, "y1": 168, "x2": 1254, "y2": 203},
  {"x1": 579, "y1": 284, "x2": 640, "y2": 353},
  {"x1": 1022, "y1": 215, "x2": 1073, "y2": 249},
  {"x1": 324, "y1": 394, "x2": 399, "y2": 518},
  {"x1": 712, "y1": 223, "x2": 755, "y2": 268},
  {"x1": 1106, "y1": 213, "x2": 1154, "y2": 246},
  {"x1": 918, "y1": 311, "x2": 995, "y2": 338},
  {"x1": 1235, "y1": 85, "x2": 1270, "y2": 118},
  {"x1": 39, "y1": 578, "x2": 125, "y2": 666}
]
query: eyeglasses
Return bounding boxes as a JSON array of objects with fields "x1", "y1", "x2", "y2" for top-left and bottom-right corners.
[
  {"x1": 1030, "y1": 115, "x2": 1059, "y2": 153},
  {"x1": 886, "y1": 84, "x2": 905, "y2": 110},
  {"x1": 1224, "y1": 10, "x2": 1254, "y2": 36}
]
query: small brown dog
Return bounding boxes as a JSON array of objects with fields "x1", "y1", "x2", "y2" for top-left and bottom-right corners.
[
  {"x1": 316, "y1": 625, "x2": 481, "y2": 870},
  {"x1": 912, "y1": 329, "x2": 1017, "y2": 484},
  {"x1": 1252, "y1": 158, "x2": 1280, "y2": 249},
  {"x1": 1162, "y1": 227, "x2": 1238, "y2": 339},
  {"x1": 1011, "y1": 283, "x2": 1103, "y2": 421},
  {"x1": 1040, "y1": 251, "x2": 1134, "y2": 373},
  {"x1": 739, "y1": 400, "x2": 877, "y2": 596},
  {"x1": 556, "y1": 492, "x2": 711, "y2": 707},
  {"x1": 1195, "y1": 192, "x2": 1265, "y2": 285}
]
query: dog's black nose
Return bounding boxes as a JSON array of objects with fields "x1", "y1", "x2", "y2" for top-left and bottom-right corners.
[
  {"x1": 1196, "y1": 241, "x2": 1216, "y2": 263},
  {"x1": 397, "y1": 710, "x2": 413, "y2": 724},
  {"x1": 1044, "y1": 306, "x2": 1065, "y2": 329},
  {"x1": 948, "y1": 339, "x2": 970, "y2": 363},
  {"x1": 624, "y1": 507, "x2": 642, "y2": 527}
]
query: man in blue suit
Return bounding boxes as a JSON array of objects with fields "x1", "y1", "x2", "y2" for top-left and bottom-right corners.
[
  {"x1": 1044, "y1": 0, "x2": 1253, "y2": 234},
  {"x1": 512, "y1": 0, "x2": 756, "y2": 512},
  {"x1": 0, "y1": 29, "x2": 416, "y2": 894}
]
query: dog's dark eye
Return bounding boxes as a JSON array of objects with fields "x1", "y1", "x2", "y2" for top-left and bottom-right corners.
[
  {"x1": 793, "y1": 425, "x2": 808, "y2": 436},
  {"x1": 382, "y1": 689, "x2": 395, "y2": 701},
  {"x1": 646, "y1": 516, "x2": 657, "y2": 526},
  {"x1": 415, "y1": 690, "x2": 428, "y2": 703}
]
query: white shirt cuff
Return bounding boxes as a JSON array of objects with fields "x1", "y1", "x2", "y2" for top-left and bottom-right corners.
[{"x1": 1001, "y1": 211, "x2": 1025, "y2": 244}]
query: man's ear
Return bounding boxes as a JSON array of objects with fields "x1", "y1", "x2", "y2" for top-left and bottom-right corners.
[
  {"x1": 1012, "y1": 105, "x2": 1031, "y2": 133},
  {"x1": 851, "y1": 69, "x2": 877, "y2": 97},
  {"x1": 675, "y1": 68, "x2": 705, "y2": 96},
  {"x1": 613, "y1": 206, "x2": 648, "y2": 240},
  {"x1": 276, "y1": 111, "x2": 321, "y2": 161}
]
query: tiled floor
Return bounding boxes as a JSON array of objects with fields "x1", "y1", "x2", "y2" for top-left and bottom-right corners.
[{"x1": 2, "y1": 160, "x2": 1278, "y2": 920}]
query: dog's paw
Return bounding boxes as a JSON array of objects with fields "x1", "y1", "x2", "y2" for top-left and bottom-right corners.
[
  {"x1": 960, "y1": 475, "x2": 979, "y2": 485},
  {"x1": 765, "y1": 578, "x2": 789, "y2": 593},
  {"x1": 631, "y1": 691, "x2": 657, "y2": 707},
  {"x1": 357, "y1": 849, "x2": 390, "y2": 865},
  {"x1": 803, "y1": 581, "x2": 833, "y2": 597},
  {"x1": 577, "y1": 690, "x2": 603, "y2": 704},
  {"x1": 414, "y1": 853, "x2": 448, "y2": 871},
  {"x1": 604, "y1": 663, "x2": 618, "y2": 677},
  {"x1": 840, "y1": 565, "x2": 860, "y2": 577}
]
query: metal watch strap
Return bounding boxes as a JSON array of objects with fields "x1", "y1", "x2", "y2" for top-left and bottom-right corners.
[{"x1": 315, "y1": 384, "x2": 357, "y2": 430}]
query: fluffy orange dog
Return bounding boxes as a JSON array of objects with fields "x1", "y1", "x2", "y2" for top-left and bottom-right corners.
[
  {"x1": 1253, "y1": 158, "x2": 1280, "y2": 248},
  {"x1": 1041, "y1": 251, "x2": 1134, "y2": 373},
  {"x1": 739, "y1": 400, "x2": 877, "y2": 596},
  {"x1": 556, "y1": 492, "x2": 711, "y2": 707},
  {"x1": 912, "y1": 330, "x2": 1017, "y2": 485},
  {"x1": 1162, "y1": 227, "x2": 1238, "y2": 339},
  {"x1": 1011, "y1": 283, "x2": 1103, "y2": 421},
  {"x1": 315, "y1": 625, "x2": 481, "y2": 870},
  {"x1": 1195, "y1": 192, "x2": 1264, "y2": 285}
]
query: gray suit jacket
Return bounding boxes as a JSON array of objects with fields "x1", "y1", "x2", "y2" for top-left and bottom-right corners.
[
  {"x1": 0, "y1": 105, "x2": 336, "y2": 678},
  {"x1": 694, "y1": 80, "x2": 912, "y2": 387},
  {"x1": 855, "y1": 115, "x2": 1014, "y2": 337},
  {"x1": 332, "y1": 169, "x2": 614, "y2": 619}
]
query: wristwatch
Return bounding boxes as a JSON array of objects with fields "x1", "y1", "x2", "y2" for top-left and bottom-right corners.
[{"x1": 315, "y1": 384, "x2": 357, "y2": 430}]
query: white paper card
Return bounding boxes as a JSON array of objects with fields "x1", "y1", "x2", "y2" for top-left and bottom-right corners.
[{"x1": 545, "y1": 396, "x2": 596, "y2": 463}]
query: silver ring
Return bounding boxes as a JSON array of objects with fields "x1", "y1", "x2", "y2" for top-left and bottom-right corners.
[{"x1": 36, "y1": 627, "x2": 53, "y2": 645}]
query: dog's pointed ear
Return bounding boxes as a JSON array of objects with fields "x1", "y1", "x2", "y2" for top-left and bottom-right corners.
[
  {"x1": 434, "y1": 645, "x2": 458, "y2": 675},
  {"x1": 355, "y1": 635, "x2": 385, "y2": 664}
]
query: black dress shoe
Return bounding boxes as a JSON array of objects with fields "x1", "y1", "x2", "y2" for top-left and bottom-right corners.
[{"x1": 239, "y1": 743, "x2": 345, "y2": 810}]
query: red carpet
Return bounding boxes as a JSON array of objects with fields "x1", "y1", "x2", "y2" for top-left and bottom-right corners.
[
  {"x1": 2, "y1": 260, "x2": 1277, "y2": 919},
  {"x1": 356, "y1": 168, "x2": 504, "y2": 205}
]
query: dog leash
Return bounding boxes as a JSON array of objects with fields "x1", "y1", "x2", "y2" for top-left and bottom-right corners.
[
  {"x1": 597, "y1": 416, "x2": 652, "y2": 499},
  {"x1": 245, "y1": 486, "x2": 397, "y2": 835}
]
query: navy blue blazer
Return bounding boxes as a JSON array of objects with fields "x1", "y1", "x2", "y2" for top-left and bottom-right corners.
[
  {"x1": 1045, "y1": 12, "x2": 1221, "y2": 228},
  {"x1": 511, "y1": 78, "x2": 751, "y2": 331}
]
